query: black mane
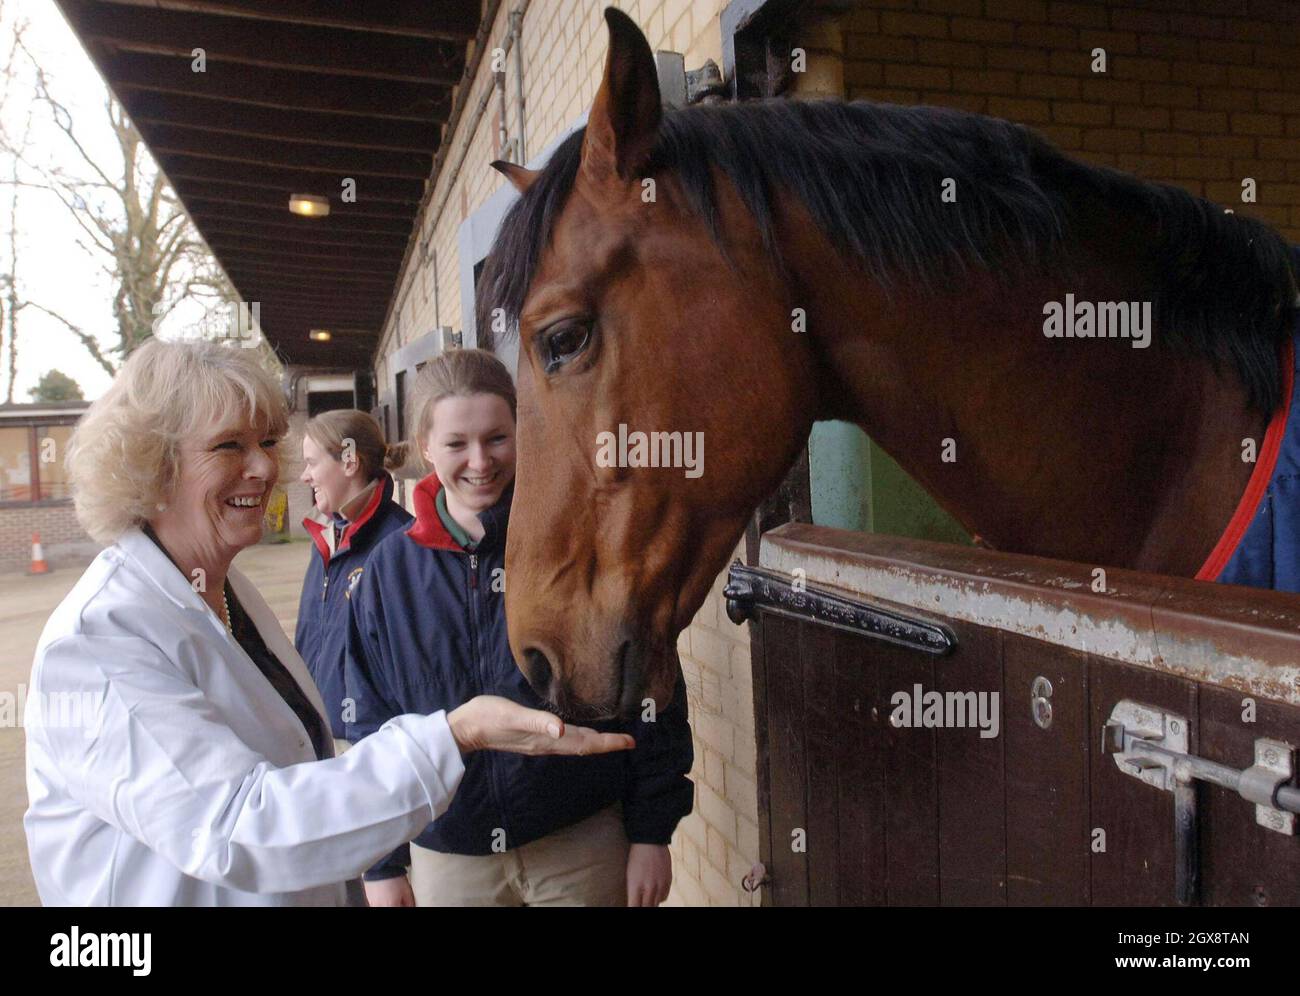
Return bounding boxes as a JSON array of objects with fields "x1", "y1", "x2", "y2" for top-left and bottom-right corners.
[{"x1": 478, "y1": 98, "x2": 1296, "y2": 412}]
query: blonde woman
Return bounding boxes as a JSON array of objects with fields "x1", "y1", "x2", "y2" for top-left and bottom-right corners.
[
  {"x1": 296, "y1": 410, "x2": 412, "y2": 753},
  {"x1": 345, "y1": 348, "x2": 694, "y2": 907},
  {"x1": 23, "y1": 338, "x2": 634, "y2": 907}
]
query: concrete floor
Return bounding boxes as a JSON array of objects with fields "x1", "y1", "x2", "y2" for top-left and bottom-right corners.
[{"x1": 0, "y1": 539, "x2": 313, "y2": 906}]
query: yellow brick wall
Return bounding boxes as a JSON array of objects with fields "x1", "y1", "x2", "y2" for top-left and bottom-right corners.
[
  {"x1": 842, "y1": 0, "x2": 1300, "y2": 239},
  {"x1": 376, "y1": 0, "x2": 759, "y2": 907}
]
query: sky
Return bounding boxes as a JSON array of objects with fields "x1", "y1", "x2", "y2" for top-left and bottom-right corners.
[{"x1": 1, "y1": 0, "x2": 230, "y2": 404}]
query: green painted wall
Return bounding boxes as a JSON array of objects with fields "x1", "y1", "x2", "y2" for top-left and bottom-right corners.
[{"x1": 808, "y1": 420, "x2": 970, "y2": 545}]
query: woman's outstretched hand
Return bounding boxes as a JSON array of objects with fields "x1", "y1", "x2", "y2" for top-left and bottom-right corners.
[{"x1": 447, "y1": 695, "x2": 636, "y2": 756}]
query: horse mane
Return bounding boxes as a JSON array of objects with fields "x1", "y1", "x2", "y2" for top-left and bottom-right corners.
[{"x1": 478, "y1": 98, "x2": 1296, "y2": 412}]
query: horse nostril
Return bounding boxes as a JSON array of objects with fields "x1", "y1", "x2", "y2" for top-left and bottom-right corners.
[{"x1": 524, "y1": 647, "x2": 554, "y2": 699}]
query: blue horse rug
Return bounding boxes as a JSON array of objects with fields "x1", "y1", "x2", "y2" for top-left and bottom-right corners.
[{"x1": 1197, "y1": 323, "x2": 1299, "y2": 593}]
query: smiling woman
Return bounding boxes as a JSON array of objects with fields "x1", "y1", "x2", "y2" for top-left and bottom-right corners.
[{"x1": 23, "y1": 338, "x2": 636, "y2": 907}]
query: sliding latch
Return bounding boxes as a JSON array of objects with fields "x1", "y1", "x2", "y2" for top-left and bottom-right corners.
[
  {"x1": 1103, "y1": 699, "x2": 1300, "y2": 835},
  {"x1": 1103, "y1": 700, "x2": 1300, "y2": 905}
]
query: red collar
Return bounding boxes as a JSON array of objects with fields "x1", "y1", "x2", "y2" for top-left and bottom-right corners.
[
  {"x1": 1196, "y1": 335, "x2": 1296, "y2": 581},
  {"x1": 405, "y1": 471, "x2": 464, "y2": 551},
  {"x1": 303, "y1": 473, "x2": 393, "y2": 565}
]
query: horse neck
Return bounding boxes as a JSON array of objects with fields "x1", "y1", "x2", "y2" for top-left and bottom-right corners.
[{"x1": 787, "y1": 232, "x2": 1264, "y2": 574}]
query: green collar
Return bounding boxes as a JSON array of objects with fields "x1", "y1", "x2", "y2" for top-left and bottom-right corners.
[{"x1": 435, "y1": 486, "x2": 478, "y2": 551}]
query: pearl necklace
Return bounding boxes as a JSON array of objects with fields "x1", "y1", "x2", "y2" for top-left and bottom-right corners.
[{"x1": 222, "y1": 589, "x2": 233, "y2": 634}]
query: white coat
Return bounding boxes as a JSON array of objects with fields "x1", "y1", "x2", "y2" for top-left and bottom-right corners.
[{"x1": 24, "y1": 526, "x2": 465, "y2": 906}]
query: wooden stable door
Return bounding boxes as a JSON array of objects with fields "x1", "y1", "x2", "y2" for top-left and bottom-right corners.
[{"x1": 737, "y1": 525, "x2": 1300, "y2": 907}]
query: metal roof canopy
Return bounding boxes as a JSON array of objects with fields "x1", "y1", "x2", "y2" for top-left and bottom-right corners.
[{"x1": 54, "y1": 0, "x2": 486, "y2": 369}]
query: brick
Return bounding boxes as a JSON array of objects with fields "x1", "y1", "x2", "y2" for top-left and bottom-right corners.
[
  {"x1": 1019, "y1": 73, "x2": 1080, "y2": 99},
  {"x1": 1047, "y1": 49, "x2": 1092, "y2": 75},
  {"x1": 1258, "y1": 137, "x2": 1300, "y2": 158},
  {"x1": 986, "y1": 46, "x2": 1049, "y2": 71},
  {"x1": 689, "y1": 626, "x2": 736, "y2": 676},
  {"x1": 988, "y1": 96, "x2": 1051, "y2": 124},
  {"x1": 700, "y1": 860, "x2": 737, "y2": 906},
  {"x1": 1261, "y1": 184, "x2": 1300, "y2": 205},
  {"x1": 1171, "y1": 156, "x2": 1231, "y2": 180},
  {"x1": 693, "y1": 709, "x2": 734, "y2": 757},
  {"x1": 1226, "y1": 18, "x2": 1280, "y2": 43},
  {"x1": 1109, "y1": 9, "x2": 1169, "y2": 33},
  {"x1": 1015, "y1": 24, "x2": 1079, "y2": 49},
  {"x1": 845, "y1": 61, "x2": 886, "y2": 87},
  {"x1": 1082, "y1": 128, "x2": 1143, "y2": 153},
  {"x1": 679, "y1": 810, "x2": 706, "y2": 851},
  {"x1": 915, "y1": 39, "x2": 986, "y2": 67},
  {"x1": 952, "y1": 68, "x2": 1016, "y2": 94},
  {"x1": 1255, "y1": 44, "x2": 1300, "y2": 68},
  {"x1": 706, "y1": 824, "x2": 728, "y2": 867},
  {"x1": 1136, "y1": 33, "x2": 1198, "y2": 61},
  {"x1": 737, "y1": 816, "x2": 761, "y2": 863},
  {"x1": 1115, "y1": 153, "x2": 1176, "y2": 176},
  {"x1": 697, "y1": 783, "x2": 738, "y2": 845},
  {"x1": 1140, "y1": 83, "x2": 1198, "y2": 109},
  {"x1": 732, "y1": 730, "x2": 759, "y2": 777},
  {"x1": 1036, "y1": 124, "x2": 1082, "y2": 149},
  {"x1": 702, "y1": 745, "x2": 726, "y2": 793},
  {"x1": 1201, "y1": 89, "x2": 1257, "y2": 113},
  {"x1": 950, "y1": 17, "x2": 1015, "y2": 43},
  {"x1": 1171, "y1": 62, "x2": 1226, "y2": 87},
  {"x1": 724, "y1": 762, "x2": 758, "y2": 816},
  {"x1": 1110, "y1": 55, "x2": 1171, "y2": 83},
  {"x1": 917, "y1": 0, "x2": 983, "y2": 14},
  {"x1": 1167, "y1": 14, "x2": 1226, "y2": 39},
  {"x1": 846, "y1": 33, "x2": 917, "y2": 62},
  {"x1": 1231, "y1": 112, "x2": 1284, "y2": 137},
  {"x1": 1052, "y1": 101, "x2": 1111, "y2": 125},
  {"x1": 986, "y1": 0, "x2": 1047, "y2": 22},
  {"x1": 1232, "y1": 159, "x2": 1285, "y2": 182},
  {"x1": 850, "y1": 87, "x2": 920, "y2": 104},
  {"x1": 885, "y1": 64, "x2": 953, "y2": 89},
  {"x1": 1228, "y1": 65, "x2": 1283, "y2": 90},
  {"x1": 880, "y1": 11, "x2": 949, "y2": 38},
  {"x1": 1197, "y1": 39, "x2": 1255, "y2": 66},
  {"x1": 1144, "y1": 131, "x2": 1201, "y2": 155},
  {"x1": 1114, "y1": 105, "x2": 1170, "y2": 130},
  {"x1": 923, "y1": 92, "x2": 987, "y2": 114},
  {"x1": 1205, "y1": 180, "x2": 1255, "y2": 204},
  {"x1": 1047, "y1": 2, "x2": 1107, "y2": 28},
  {"x1": 1171, "y1": 109, "x2": 1228, "y2": 133},
  {"x1": 1258, "y1": 92, "x2": 1293, "y2": 115},
  {"x1": 1200, "y1": 134, "x2": 1257, "y2": 158},
  {"x1": 1080, "y1": 78, "x2": 1143, "y2": 104},
  {"x1": 1077, "y1": 29, "x2": 1139, "y2": 55}
]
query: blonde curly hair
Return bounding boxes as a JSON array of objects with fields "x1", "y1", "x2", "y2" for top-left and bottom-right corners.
[{"x1": 66, "y1": 338, "x2": 289, "y2": 543}]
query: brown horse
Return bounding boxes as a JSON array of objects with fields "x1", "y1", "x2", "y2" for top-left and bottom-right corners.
[{"x1": 479, "y1": 8, "x2": 1297, "y2": 719}]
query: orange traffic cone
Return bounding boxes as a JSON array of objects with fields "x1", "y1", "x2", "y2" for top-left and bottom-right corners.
[{"x1": 29, "y1": 532, "x2": 49, "y2": 574}]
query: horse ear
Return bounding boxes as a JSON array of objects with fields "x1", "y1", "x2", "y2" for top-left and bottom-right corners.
[
  {"x1": 581, "y1": 7, "x2": 661, "y2": 186},
  {"x1": 490, "y1": 160, "x2": 539, "y2": 195}
]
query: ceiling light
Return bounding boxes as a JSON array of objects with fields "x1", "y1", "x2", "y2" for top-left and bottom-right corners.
[
  {"x1": 309, "y1": 329, "x2": 332, "y2": 342},
  {"x1": 289, "y1": 194, "x2": 330, "y2": 217}
]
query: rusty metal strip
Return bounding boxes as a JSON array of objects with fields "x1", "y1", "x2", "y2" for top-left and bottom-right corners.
[{"x1": 758, "y1": 523, "x2": 1300, "y2": 707}]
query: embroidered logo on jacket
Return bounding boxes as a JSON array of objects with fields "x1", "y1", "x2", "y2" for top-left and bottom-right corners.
[{"x1": 345, "y1": 567, "x2": 364, "y2": 599}]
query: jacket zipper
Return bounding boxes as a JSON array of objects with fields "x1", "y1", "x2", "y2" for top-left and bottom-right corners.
[
  {"x1": 321, "y1": 575, "x2": 329, "y2": 602},
  {"x1": 468, "y1": 549, "x2": 510, "y2": 850}
]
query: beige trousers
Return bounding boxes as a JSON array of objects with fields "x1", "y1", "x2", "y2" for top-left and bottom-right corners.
[{"x1": 409, "y1": 804, "x2": 629, "y2": 907}]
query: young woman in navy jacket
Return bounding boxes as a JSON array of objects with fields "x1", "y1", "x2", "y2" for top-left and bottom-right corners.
[
  {"x1": 345, "y1": 349, "x2": 694, "y2": 907},
  {"x1": 295, "y1": 410, "x2": 412, "y2": 751}
]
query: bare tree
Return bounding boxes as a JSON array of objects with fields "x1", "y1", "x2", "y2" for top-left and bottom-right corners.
[{"x1": 0, "y1": 14, "x2": 284, "y2": 392}]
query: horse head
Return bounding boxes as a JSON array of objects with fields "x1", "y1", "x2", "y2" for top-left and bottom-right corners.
[{"x1": 482, "y1": 8, "x2": 821, "y2": 719}]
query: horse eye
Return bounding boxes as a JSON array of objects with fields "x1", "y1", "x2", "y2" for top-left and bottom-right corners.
[{"x1": 542, "y1": 324, "x2": 591, "y2": 373}]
